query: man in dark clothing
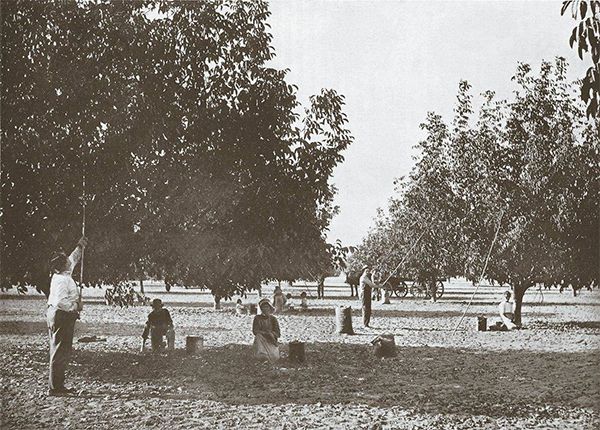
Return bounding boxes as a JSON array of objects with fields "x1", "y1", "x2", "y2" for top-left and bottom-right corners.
[
  {"x1": 317, "y1": 275, "x2": 325, "y2": 299},
  {"x1": 359, "y1": 266, "x2": 379, "y2": 327},
  {"x1": 141, "y1": 299, "x2": 173, "y2": 351}
]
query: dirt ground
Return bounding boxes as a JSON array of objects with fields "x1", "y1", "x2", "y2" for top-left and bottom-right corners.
[{"x1": 1, "y1": 279, "x2": 599, "y2": 429}]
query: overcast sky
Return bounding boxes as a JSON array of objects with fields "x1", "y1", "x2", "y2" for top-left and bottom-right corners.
[{"x1": 267, "y1": 0, "x2": 590, "y2": 246}]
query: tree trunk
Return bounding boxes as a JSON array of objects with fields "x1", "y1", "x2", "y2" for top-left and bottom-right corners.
[
  {"x1": 256, "y1": 281, "x2": 262, "y2": 298},
  {"x1": 214, "y1": 295, "x2": 221, "y2": 310},
  {"x1": 513, "y1": 280, "x2": 531, "y2": 326},
  {"x1": 139, "y1": 278, "x2": 144, "y2": 294},
  {"x1": 382, "y1": 287, "x2": 391, "y2": 304}
]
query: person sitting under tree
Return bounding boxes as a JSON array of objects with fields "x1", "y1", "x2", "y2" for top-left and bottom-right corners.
[
  {"x1": 300, "y1": 291, "x2": 308, "y2": 311},
  {"x1": 46, "y1": 236, "x2": 88, "y2": 396},
  {"x1": 252, "y1": 298, "x2": 280, "y2": 362},
  {"x1": 235, "y1": 298, "x2": 246, "y2": 316},
  {"x1": 498, "y1": 290, "x2": 517, "y2": 330},
  {"x1": 141, "y1": 298, "x2": 174, "y2": 352}
]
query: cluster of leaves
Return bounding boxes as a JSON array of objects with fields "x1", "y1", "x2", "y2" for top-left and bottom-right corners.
[
  {"x1": 562, "y1": 1, "x2": 600, "y2": 117},
  {"x1": 354, "y1": 59, "x2": 599, "y2": 323},
  {"x1": 324, "y1": 240, "x2": 356, "y2": 276},
  {"x1": 1, "y1": 1, "x2": 353, "y2": 301},
  {"x1": 104, "y1": 283, "x2": 149, "y2": 308}
]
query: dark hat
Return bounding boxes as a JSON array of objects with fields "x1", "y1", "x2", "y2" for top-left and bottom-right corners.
[
  {"x1": 50, "y1": 252, "x2": 68, "y2": 273},
  {"x1": 151, "y1": 298, "x2": 163, "y2": 308}
]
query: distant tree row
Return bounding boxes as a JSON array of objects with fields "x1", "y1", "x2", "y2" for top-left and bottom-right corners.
[
  {"x1": 1, "y1": 0, "x2": 353, "y2": 305},
  {"x1": 351, "y1": 59, "x2": 599, "y2": 324}
]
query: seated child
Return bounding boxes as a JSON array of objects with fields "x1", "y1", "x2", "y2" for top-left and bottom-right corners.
[
  {"x1": 235, "y1": 298, "x2": 246, "y2": 316},
  {"x1": 498, "y1": 291, "x2": 517, "y2": 330},
  {"x1": 300, "y1": 291, "x2": 308, "y2": 311},
  {"x1": 141, "y1": 298, "x2": 174, "y2": 351},
  {"x1": 252, "y1": 298, "x2": 280, "y2": 362}
]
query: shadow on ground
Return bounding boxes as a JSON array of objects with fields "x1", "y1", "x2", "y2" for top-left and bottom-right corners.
[
  {"x1": 0, "y1": 321, "x2": 231, "y2": 337},
  {"x1": 529, "y1": 320, "x2": 600, "y2": 330},
  {"x1": 18, "y1": 342, "x2": 598, "y2": 418}
]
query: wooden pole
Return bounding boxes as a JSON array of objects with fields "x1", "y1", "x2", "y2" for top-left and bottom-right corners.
[
  {"x1": 79, "y1": 173, "x2": 86, "y2": 300},
  {"x1": 380, "y1": 230, "x2": 426, "y2": 288},
  {"x1": 452, "y1": 209, "x2": 504, "y2": 334}
]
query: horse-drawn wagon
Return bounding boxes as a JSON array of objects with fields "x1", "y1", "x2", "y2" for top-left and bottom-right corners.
[
  {"x1": 345, "y1": 271, "x2": 445, "y2": 300},
  {"x1": 383, "y1": 277, "x2": 445, "y2": 300}
]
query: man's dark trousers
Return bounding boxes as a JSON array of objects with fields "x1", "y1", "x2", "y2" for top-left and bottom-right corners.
[
  {"x1": 361, "y1": 286, "x2": 372, "y2": 327},
  {"x1": 47, "y1": 308, "x2": 77, "y2": 390}
]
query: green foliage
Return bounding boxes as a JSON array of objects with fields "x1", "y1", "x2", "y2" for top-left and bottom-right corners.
[
  {"x1": 104, "y1": 283, "x2": 149, "y2": 308},
  {"x1": 1, "y1": 1, "x2": 353, "y2": 300},
  {"x1": 355, "y1": 59, "x2": 599, "y2": 322},
  {"x1": 562, "y1": 0, "x2": 600, "y2": 117},
  {"x1": 324, "y1": 240, "x2": 356, "y2": 276}
]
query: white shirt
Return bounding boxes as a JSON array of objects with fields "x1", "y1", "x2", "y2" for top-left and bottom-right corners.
[
  {"x1": 359, "y1": 273, "x2": 377, "y2": 289},
  {"x1": 498, "y1": 299, "x2": 514, "y2": 316},
  {"x1": 47, "y1": 247, "x2": 81, "y2": 312}
]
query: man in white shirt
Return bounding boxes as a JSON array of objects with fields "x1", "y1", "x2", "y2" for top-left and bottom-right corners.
[
  {"x1": 47, "y1": 236, "x2": 87, "y2": 396},
  {"x1": 498, "y1": 290, "x2": 516, "y2": 330},
  {"x1": 359, "y1": 266, "x2": 379, "y2": 327}
]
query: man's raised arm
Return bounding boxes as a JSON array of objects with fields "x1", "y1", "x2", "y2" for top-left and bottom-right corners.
[{"x1": 65, "y1": 237, "x2": 87, "y2": 274}]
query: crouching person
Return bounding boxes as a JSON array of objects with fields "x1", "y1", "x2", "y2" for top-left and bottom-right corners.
[
  {"x1": 141, "y1": 299, "x2": 173, "y2": 352},
  {"x1": 252, "y1": 298, "x2": 280, "y2": 362},
  {"x1": 499, "y1": 291, "x2": 517, "y2": 330}
]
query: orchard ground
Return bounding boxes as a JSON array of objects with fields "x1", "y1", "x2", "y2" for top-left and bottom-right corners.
[{"x1": 1, "y1": 279, "x2": 599, "y2": 429}]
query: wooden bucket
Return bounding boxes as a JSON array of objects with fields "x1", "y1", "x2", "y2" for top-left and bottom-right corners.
[
  {"x1": 335, "y1": 305, "x2": 354, "y2": 334},
  {"x1": 289, "y1": 341, "x2": 306, "y2": 362},
  {"x1": 186, "y1": 336, "x2": 203, "y2": 354}
]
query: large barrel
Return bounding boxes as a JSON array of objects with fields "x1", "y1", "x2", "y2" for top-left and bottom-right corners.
[
  {"x1": 335, "y1": 305, "x2": 354, "y2": 334},
  {"x1": 186, "y1": 336, "x2": 203, "y2": 354}
]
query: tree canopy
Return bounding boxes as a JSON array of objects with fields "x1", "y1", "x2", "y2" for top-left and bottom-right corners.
[
  {"x1": 353, "y1": 59, "x2": 599, "y2": 324},
  {"x1": 1, "y1": 0, "x2": 353, "y2": 300},
  {"x1": 561, "y1": 0, "x2": 600, "y2": 117}
]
